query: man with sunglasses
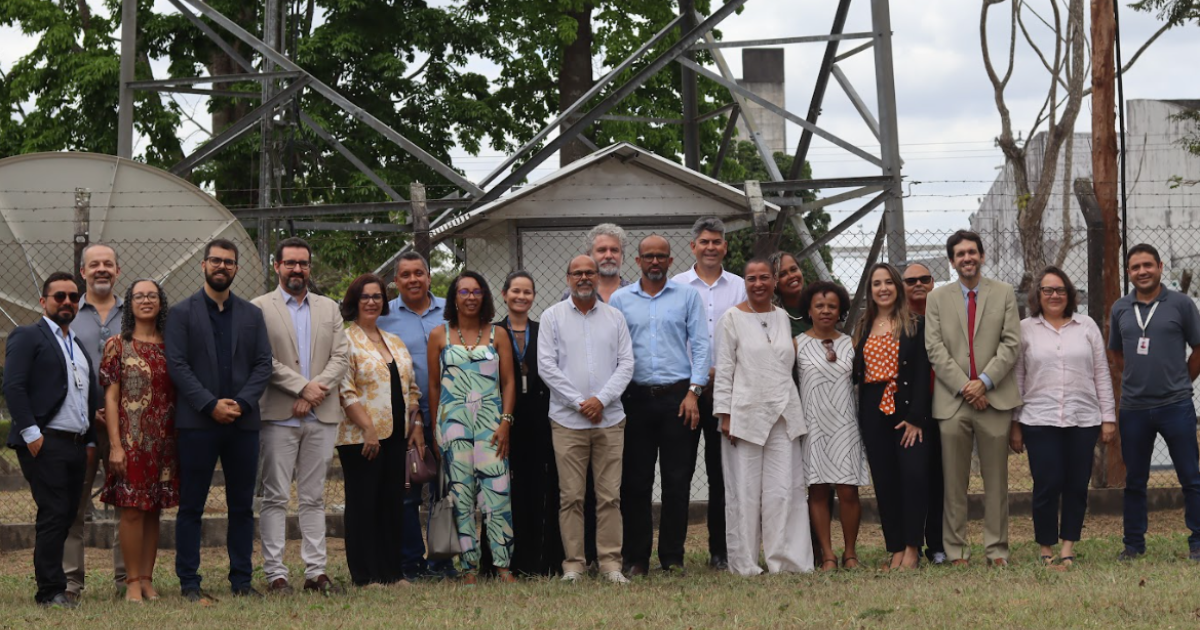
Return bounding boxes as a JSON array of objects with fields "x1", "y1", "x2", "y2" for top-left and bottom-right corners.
[
  {"x1": 610, "y1": 235, "x2": 709, "y2": 576},
  {"x1": 902, "y1": 262, "x2": 946, "y2": 566},
  {"x1": 166, "y1": 239, "x2": 273, "y2": 600},
  {"x1": 5, "y1": 272, "x2": 102, "y2": 608},
  {"x1": 252, "y1": 237, "x2": 349, "y2": 595},
  {"x1": 59, "y1": 243, "x2": 128, "y2": 601}
]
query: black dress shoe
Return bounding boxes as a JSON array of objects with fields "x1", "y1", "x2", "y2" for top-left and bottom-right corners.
[
  {"x1": 625, "y1": 564, "x2": 649, "y2": 577},
  {"x1": 182, "y1": 588, "x2": 218, "y2": 603},
  {"x1": 39, "y1": 592, "x2": 79, "y2": 609},
  {"x1": 708, "y1": 555, "x2": 729, "y2": 570},
  {"x1": 232, "y1": 586, "x2": 265, "y2": 598}
]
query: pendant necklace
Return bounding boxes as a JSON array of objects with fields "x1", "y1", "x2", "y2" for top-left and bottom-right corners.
[{"x1": 747, "y1": 302, "x2": 773, "y2": 343}]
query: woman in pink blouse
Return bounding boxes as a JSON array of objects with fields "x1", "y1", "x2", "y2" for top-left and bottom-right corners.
[{"x1": 1010, "y1": 267, "x2": 1116, "y2": 568}]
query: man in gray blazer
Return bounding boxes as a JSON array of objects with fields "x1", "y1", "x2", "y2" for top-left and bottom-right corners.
[
  {"x1": 165, "y1": 238, "x2": 273, "y2": 600},
  {"x1": 252, "y1": 237, "x2": 348, "y2": 595}
]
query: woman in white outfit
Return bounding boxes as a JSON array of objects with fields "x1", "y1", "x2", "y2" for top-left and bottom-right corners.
[{"x1": 713, "y1": 258, "x2": 812, "y2": 576}]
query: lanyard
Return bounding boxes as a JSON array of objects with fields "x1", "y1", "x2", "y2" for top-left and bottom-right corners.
[
  {"x1": 60, "y1": 331, "x2": 74, "y2": 361},
  {"x1": 1134, "y1": 301, "x2": 1159, "y2": 337},
  {"x1": 506, "y1": 318, "x2": 527, "y2": 366}
]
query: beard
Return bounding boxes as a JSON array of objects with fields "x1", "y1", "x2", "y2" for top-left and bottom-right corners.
[
  {"x1": 597, "y1": 261, "x2": 620, "y2": 277},
  {"x1": 90, "y1": 277, "x2": 114, "y2": 297},
  {"x1": 284, "y1": 274, "x2": 307, "y2": 293},
  {"x1": 206, "y1": 269, "x2": 234, "y2": 292},
  {"x1": 646, "y1": 269, "x2": 666, "y2": 282},
  {"x1": 47, "y1": 307, "x2": 76, "y2": 326},
  {"x1": 571, "y1": 284, "x2": 595, "y2": 300}
]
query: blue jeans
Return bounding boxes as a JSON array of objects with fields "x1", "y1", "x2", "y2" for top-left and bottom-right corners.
[
  {"x1": 175, "y1": 426, "x2": 260, "y2": 592},
  {"x1": 1120, "y1": 399, "x2": 1200, "y2": 552}
]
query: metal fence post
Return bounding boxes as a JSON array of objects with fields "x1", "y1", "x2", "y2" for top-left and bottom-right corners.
[
  {"x1": 411, "y1": 182, "x2": 430, "y2": 263},
  {"x1": 73, "y1": 188, "x2": 91, "y2": 284}
]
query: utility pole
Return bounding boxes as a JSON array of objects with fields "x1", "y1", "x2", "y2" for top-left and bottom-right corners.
[
  {"x1": 680, "y1": 0, "x2": 700, "y2": 171},
  {"x1": 73, "y1": 188, "x2": 91, "y2": 284},
  {"x1": 116, "y1": 0, "x2": 136, "y2": 159},
  {"x1": 1092, "y1": 0, "x2": 1124, "y2": 487}
]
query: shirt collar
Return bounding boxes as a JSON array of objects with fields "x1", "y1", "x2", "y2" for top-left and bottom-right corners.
[
  {"x1": 280, "y1": 286, "x2": 308, "y2": 307},
  {"x1": 681, "y1": 265, "x2": 734, "y2": 287},
  {"x1": 79, "y1": 293, "x2": 124, "y2": 311},
  {"x1": 42, "y1": 315, "x2": 73, "y2": 341},
  {"x1": 395, "y1": 292, "x2": 443, "y2": 316},
  {"x1": 1034, "y1": 313, "x2": 1081, "y2": 328},
  {"x1": 1131, "y1": 286, "x2": 1170, "y2": 305},
  {"x1": 203, "y1": 290, "x2": 234, "y2": 311},
  {"x1": 959, "y1": 281, "x2": 981, "y2": 297},
  {"x1": 629, "y1": 279, "x2": 676, "y2": 297}
]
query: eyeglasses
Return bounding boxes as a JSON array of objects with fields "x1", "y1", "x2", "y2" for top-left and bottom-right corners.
[
  {"x1": 359, "y1": 293, "x2": 384, "y2": 303},
  {"x1": 131, "y1": 293, "x2": 160, "y2": 303},
  {"x1": 46, "y1": 291, "x2": 81, "y2": 303},
  {"x1": 1039, "y1": 286, "x2": 1068, "y2": 297},
  {"x1": 639, "y1": 253, "x2": 670, "y2": 261},
  {"x1": 568, "y1": 270, "x2": 597, "y2": 279},
  {"x1": 903, "y1": 275, "x2": 933, "y2": 286},
  {"x1": 457, "y1": 289, "x2": 484, "y2": 297},
  {"x1": 205, "y1": 256, "x2": 238, "y2": 269},
  {"x1": 280, "y1": 260, "x2": 311, "y2": 269},
  {"x1": 821, "y1": 338, "x2": 837, "y2": 363}
]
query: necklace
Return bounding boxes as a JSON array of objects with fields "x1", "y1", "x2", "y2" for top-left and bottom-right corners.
[
  {"x1": 782, "y1": 301, "x2": 804, "y2": 321},
  {"x1": 747, "y1": 301, "x2": 773, "y2": 342},
  {"x1": 456, "y1": 324, "x2": 484, "y2": 351}
]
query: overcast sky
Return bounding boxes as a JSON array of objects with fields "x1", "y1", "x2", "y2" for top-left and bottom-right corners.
[{"x1": 1, "y1": 0, "x2": 1196, "y2": 240}]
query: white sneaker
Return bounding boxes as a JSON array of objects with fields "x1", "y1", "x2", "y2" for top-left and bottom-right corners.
[
  {"x1": 561, "y1": 571, "x2": 583, "y2": 582},
  {"x1": 603, "y1": 570, "x2": 630, "y2": 585}
]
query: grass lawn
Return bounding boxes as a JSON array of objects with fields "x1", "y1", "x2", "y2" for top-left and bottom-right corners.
[{"x1": 0, "y1": 510, "x2": 1198, "y2": 629}]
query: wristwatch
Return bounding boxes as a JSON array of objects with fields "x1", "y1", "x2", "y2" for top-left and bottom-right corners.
[{"x1": 688, "y1": 384, "x2": 704, "y2": 397}]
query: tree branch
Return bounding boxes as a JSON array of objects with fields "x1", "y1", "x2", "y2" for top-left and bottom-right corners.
[{"x1": 1081, "y1": 20, "x2": 1174, "y2": 97}]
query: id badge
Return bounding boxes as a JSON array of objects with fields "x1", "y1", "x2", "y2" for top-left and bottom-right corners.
[
  {"x1": 1137, "y1": 337, "x2": 1150, "y2": 355},
  {"x1": 521, "y1": 374, "x2": 528, "y2": 394}
]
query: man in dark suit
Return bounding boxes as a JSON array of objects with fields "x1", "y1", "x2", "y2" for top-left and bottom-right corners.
[
  {"x1": 4, "y1": 272, "x2": 101, "y2": 608},
  {"x1": 165, "y1": 239, "x2": 273, "y2": 600}
]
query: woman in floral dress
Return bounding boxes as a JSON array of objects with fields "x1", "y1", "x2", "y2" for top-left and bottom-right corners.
[{"x1": 101, "y1": 278, "x2": 177, "y2": 603}]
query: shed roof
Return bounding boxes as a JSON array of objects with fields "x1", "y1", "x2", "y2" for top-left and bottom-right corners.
[{"x1": 432, "y1": 142, "x2": 778, "y2": 239}]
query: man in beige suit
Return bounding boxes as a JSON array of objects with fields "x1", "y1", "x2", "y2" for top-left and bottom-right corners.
[
  {"x1": 924, "y1": 230, "x2": 1022, "y2": 566},
  {"x1": 253, "y1": 237, "x2": 349, "y2": 594}
]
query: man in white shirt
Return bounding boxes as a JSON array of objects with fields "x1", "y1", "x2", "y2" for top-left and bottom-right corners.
[
  {"x1": 538, "y1": 255, "x2": 635, "y2": 584},
  {"x1": 670, "y1": 217, "x2": 745, "y2": 571}
]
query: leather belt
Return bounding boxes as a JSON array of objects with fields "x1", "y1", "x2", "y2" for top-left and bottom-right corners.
[
  {"x1": 43, "y1": 428, "x2": 88, "y2": 444},
  {"x1": 627, "y1": 379, "x2": 690, "y2": 399}
]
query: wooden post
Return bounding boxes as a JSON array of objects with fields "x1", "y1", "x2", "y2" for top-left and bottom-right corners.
[
  {"x1": 73, "y1": 188, "x2": 91, "y2": 284},
  {"x1": 1091, "y1": 0, "x2": 1124, "y2": 488},
  {"x1": 745, "y1": 180, "x2": 771, "y2": 257},
  {"x1": 410, "y1": 182, "x2": 431, "y2": 262}
]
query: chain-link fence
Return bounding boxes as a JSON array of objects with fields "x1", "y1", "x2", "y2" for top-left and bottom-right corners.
[{"x1": 1, "y1": 225, "x2": 1197, "y2": 523}]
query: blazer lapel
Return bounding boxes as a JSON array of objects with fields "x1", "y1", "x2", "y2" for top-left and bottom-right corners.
[
  {"x1": 193, "y1": 290, "x2": 220, "y2": 370},
  {"x1": 270, "y1": 292, "x2": 301, "y2": 359},
  {"x1": 38, "y1": 319, "x2": 70, "y2": 380},
  {"x1": 972, "y1": 280, "x2": 991, "y2": 340},
  {"x1": 953, "y1": 285, "x2": 969, "y2": 343}
]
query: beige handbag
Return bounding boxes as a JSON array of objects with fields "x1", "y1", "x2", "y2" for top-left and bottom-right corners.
[{"x1": 426, "y1": 466, "x2": 461, "y2": 561}]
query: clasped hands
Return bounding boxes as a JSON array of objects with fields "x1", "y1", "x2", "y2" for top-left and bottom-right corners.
[
  {"x1": 961, "y1": 379, "x2": 989, "y2": 411},
  {"x1": 292, "y1": 381, "x2": 331, "y2": 418}
]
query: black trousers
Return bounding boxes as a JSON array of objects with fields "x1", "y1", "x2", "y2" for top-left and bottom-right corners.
[
  {"x1": 17, "y1": 433, "x2": 87, "y2": 603},
  {"x1": 698, "y1": 388, "x2": 726, "y2": 559},
  {"x1": 1023, "y1": 423, "x2": 1101, "y2": 546},
  {"x1": 509, "y1": 412, "x2": 564, "y2": 576},
  {"x1": 621, "y1": 385, "x2": 701, "y2": 569},
  {"x1": 338, "y1": 434, "x2": 406, "y2": 586},
  {"x1": 859, "y1": 383, "x2": 930, "y2": 553},
  {"x1": 923, "y1": 418, "x2": 945, "y2": 556}
]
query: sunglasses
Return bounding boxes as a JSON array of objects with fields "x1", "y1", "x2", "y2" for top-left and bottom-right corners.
[
  {"x1": 903, "y1": 276, "x2": 933, "y2": 286},
  {"x1": 46, "y1": 291, "x2": 81, "y2": 304},
  {"x1": 821, "y1": 338, "x2": 837, "y2": 363}
]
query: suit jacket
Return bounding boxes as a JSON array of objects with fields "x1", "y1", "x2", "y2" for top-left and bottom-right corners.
[
  {"x1": 337, "y1": 323, "x2": 421, "y2": 446},
  {"x1": 165, "y1": 289, "x2": 274, "y2": 431},
  {"x1": 4, "y1": 319, "x2": 101, "y2": 448},
  {"x1": 251, "y1": 289, "x2": 349, "y2": 424},
  {"x1": 852, "y1": 316, "x2": 932, "y2": 427},
  {"x1": 924, "y1": 277, "x2": 1023, "y2": 418}
]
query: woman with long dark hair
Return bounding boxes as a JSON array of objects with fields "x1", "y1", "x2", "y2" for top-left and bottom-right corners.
[
  {"x1": 769, "y1": 251, "x2": 810, "y2": 338},
  {"x1": 100, "y1": 279, "x2": 176, "y2": 603},
  {"x1": 851, "y1": 263, "x2": 932, "y2": 571},
  {"x1": 428, "y1": 270, "x2": 517, "y2": 584}
]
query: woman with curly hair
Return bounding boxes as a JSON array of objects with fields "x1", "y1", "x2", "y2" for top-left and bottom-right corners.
[{"x1": 100, "y1": 279, "x2": 176, "y2": 603}]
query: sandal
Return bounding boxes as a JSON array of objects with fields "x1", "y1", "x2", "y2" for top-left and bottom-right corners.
[
  {"x1": 139, "y1": 576, "x2": 160, "y2": 601},
  {"x1": 841, "y1": 554, "x2": 860, "y2": 570},
  {"x1": 1040, "y1": 555, "x2": 1055, "y2": 566},
  {"x1": 1058, "y1": 556, "x2": 1075, "y2": 569},
  {"x1": 461, "y1": 573, "x2": 479, "y2": 586},
  {"x1": 124, "y1": 577, "x2": 143, "y2": 604},
  {"x1": 819, "y1": 557, "x2": 838, "y2": 571},
  {"x1": 496, "y1": 568, "x2": 518, "y2": 583}
]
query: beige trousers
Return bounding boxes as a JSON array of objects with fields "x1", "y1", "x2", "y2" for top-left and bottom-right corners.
[
  {"x1": 65, "y1": 430, "x2": 125, "y2": 595},
  {"x1": 259, "y1": 421, "x2": 338, "y2": 583},
  {"x1": 551, "y1": 420, "x2": 625, "y2": 575},
  {"x1": 939, "y1": 405, "x2": 1012, "y2": 561}
]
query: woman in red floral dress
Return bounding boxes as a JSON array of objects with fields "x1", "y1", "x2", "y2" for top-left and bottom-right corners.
[{"x1": 100, "y1": 278, "x2": 178, "y2": 603}]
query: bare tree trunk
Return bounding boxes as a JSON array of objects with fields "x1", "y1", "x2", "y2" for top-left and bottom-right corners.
[{"x1": 558, "y1": 4, "x2": 594, "y2": 166}]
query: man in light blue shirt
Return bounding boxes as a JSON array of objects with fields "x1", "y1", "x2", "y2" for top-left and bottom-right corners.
[
  {"x1": 609, "y1": 234, "x2": 709, "y2": 575},
  {"x1": 376, "y1": 251, "x2": 450, "y2": 579}
]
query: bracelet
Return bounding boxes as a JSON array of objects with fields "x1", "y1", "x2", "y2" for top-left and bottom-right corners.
[
  {"x1": 412, "y1": 419, "x2": 424, "y2": 427},
  {"x1": 500, "y1": 413, "x2": 515, "y2": 425}
]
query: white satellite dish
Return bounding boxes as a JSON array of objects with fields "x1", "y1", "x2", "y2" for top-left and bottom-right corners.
[{"x1": 0, "y1": 152, "x2": 265, "y2": 343}]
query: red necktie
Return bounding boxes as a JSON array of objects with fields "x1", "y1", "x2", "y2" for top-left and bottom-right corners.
[{"x1": 967, "y1": 290, "x2": 978, "y2": 380}]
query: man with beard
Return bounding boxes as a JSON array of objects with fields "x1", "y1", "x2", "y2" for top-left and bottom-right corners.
[
  {"x1": 63, "y1": 243, "x2": 127, "y2": 600},
  {"x1": 561, "y1": 223, "x2": 633, "y2": 302},
  {"x1": 4, "y1": 272, "x2": 101, "y2": 608},
  {"x1": 670, "y1": 217, "x2": 744, "y2": 571},
  {"x1": 376, "y1": 251, "x2": 452, "y2": 579},
  {"x1": 925, "y1": 230, "x2": 1021, "y2": 567},
  {"x1": 538, "y1": 255, "x2": 635, "y2": 583},
  {"x1": 252, "y1": 237, "x2": 349, "y2": 594},
  {"x1": 610, "y1": 235, "x2": 709, "y2": 575},
  {"x1": 902, "y1": 262, "x2": 946, "y2": 566},
  {"x1": 166, "y1": 239, "x2": 273, "y2": 600}
]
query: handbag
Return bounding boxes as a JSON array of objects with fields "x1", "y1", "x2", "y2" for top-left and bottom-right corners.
[
  {"x1": 405, "y1": 446, "x2": 437, "y2": 489},
  {"x1": 426, "y1": 466, "x2": 462, "y2": 561}
]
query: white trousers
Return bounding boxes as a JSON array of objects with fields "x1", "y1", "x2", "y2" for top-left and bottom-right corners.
[
  {"x1": 260, "y1": 421, "x2": 337, "y2": 582},
  {"x1": 722, "y1": 418, "x2": 814, "y2": 576}
]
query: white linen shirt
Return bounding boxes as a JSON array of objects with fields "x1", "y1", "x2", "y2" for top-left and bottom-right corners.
[
  {"x1": 712, "y1": 308, "x2": 806, "y2": 446},
  {"x1": 537, "y1": 298, "x2": 635, "y2": 430},
  {"x1": 672, "y1": 265, "x2": 747, "y2": 371},
  {"x1": 1014, "y1": 313, "x2": 1117, "y2": 427}
]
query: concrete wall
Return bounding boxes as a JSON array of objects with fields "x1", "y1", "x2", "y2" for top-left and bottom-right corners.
[{"x1": 736, "y1": 48, "x2": 788, "y2": 156}]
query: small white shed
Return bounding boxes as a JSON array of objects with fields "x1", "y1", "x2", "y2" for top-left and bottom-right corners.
[{"x1": 432, "y1": 142, "x2": 778, "y2": 318}]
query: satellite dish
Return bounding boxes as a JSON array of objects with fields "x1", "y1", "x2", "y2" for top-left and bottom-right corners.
[{"x1": 0, "y1": 152, "x2": 265, "y2": 344}]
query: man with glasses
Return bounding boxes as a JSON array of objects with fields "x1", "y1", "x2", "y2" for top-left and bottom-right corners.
[
  {"x1": 166, "y1": 239, "x2": 273, "y2": 600},
  {"x1": 5, "y1": 272, "x2": 102, "y2": 608},
  {"x1": 252, "y1": 237, "x2": 349, "y2": 595},
  {"x1": 62, "y1": 243, "x2": 127, "y2": 601},
  {"x1": 561, "y1": 223, "x2": 634, "y2": 302},
  {"x1": 610, "y1": 235, "x2": 709, "y2": 575},
  {"x1": 539, "y1": 255, "x2": 635, "y2": 583},
  {"x1": 902, "y1": 262, "x2": 946, "y2": 566}
]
